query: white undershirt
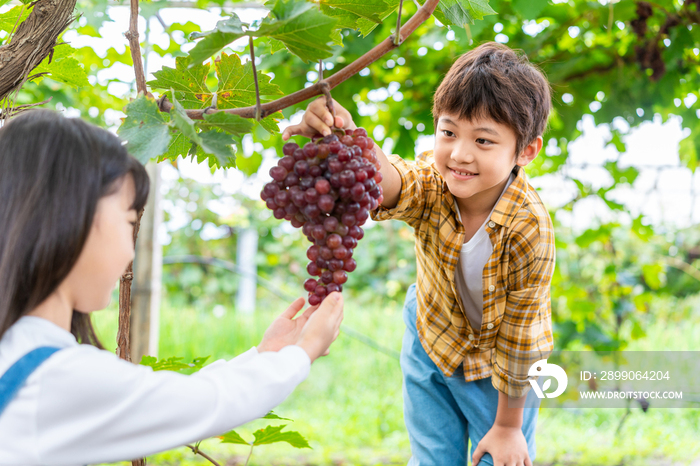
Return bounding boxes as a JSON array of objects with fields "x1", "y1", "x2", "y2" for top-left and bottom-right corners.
[
  {"x1": 0, "y1": 316, "x2": 311, "y2": 465},
  {"x1": 454, "y1": 173, "x2": 515, "y2": 331}
]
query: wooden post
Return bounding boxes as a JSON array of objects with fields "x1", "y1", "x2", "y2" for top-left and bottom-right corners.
[
  {"x1": 236, "y1": 228, "x2": 258, "y2": 315},
  {"x1": 130, "y1": 162, "x2": 163, "y2": 363}
]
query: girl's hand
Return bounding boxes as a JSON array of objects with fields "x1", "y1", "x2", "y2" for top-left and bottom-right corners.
[
  {"x1": 257, "y1": 297, "x2": 318, "y2": 353},
  {"x1": 295, "y1": 292, "x2": 344, "y2": 363},
  {"x1": 282, "y1": 96, "x2": 356, "y2": 141},
  {"x1": 472, "y1": 425, "x2": 532, "y2": 466}
]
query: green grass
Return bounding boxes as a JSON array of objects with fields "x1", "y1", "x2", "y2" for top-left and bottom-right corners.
[{"x1": 92, "y1": 293, "x2": 700, "y2": 466}]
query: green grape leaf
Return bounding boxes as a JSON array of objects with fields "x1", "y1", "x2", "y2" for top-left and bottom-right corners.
[
  {"x1": 170, "y1": 93, "x2": 236, "y2": 168},
  {"x1": 253, "y1": 0, "x2": 339, "y2": 63},
  {"x1": 117, "y1": 95, "x2": 171, "y2": 164},
  {"x1": 201, "y1": 111, "x2": 254, "y2": 135},
  {"x1": 262, "y1": 411, "x2": 293, "y2": 421},
  {"x1": 435, "y1": 0, "x2": 496, "y2": 27},
  {"x1": 30, "y1": 44, "x2": 89, "y2": 88},
  {"x1": 252, "y1": 425, "x2": 312, "y2": 449},
  {"x1": 267, "y1": 37, "x2": 287, "y2": 54},
  {"x1": 236, "y1": 151, "x2": 262, "y2": 176},
  {"x1": 0, "y1": 6, "x2": 30, "y2": 34},
  {"x1": 187, "y1": 13, "x2": 248, "y2": 66},
  {"x1": 199, "y1": 130, "x2": 237, "y2": 168},
  {"x1": 139, "y1": 355, "x2": 210, "y2": 372},
  {"x1": 214, "y1": 52, "x2": 283, "y2": 133},
  {"x1": 158, "y1": 129, "x2": 192, "y2": 163},
  {"x1": 219, "y1": 430, "x2": 250, "y2": 445},
  {"x1": 170, "y1": 93, "x2": 201, "y2": 141},
  {"x1": 215, "y1": 52, "x2": 283, "y2": 108},
  {"x1": 319, "y1": 0, "x2": 397, "y2": 24},
  {"x1": 147, "y1": 57, "x2": 212, "y2": 109},
  {"x1": 32, "y1": 56, "x2": 89, "y2": 88}
]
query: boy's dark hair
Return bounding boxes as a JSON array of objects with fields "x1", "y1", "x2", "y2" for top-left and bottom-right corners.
[
  {"x1": 0, "y1": 110, "x2": 150, "y2": 346},
  {"x1": 433, "y1": 42, "x2": 552, "y2": 158}
]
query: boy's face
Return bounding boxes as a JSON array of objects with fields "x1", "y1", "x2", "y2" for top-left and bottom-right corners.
[{"x1": 433, "y1": 113, "x2": 538, "y2": 202}]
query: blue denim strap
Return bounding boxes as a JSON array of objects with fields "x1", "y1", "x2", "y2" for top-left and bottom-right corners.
[{"x1": 0, "y1": 346, "x2": 61, "y2": 416}]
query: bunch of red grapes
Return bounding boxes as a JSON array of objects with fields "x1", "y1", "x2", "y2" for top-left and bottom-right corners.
[{"x1": 260, "y1": 128, "x2": 383, "y2": 305}]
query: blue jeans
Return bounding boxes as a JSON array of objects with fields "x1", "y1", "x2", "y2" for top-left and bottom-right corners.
[{"x1": 401, "y1": 284, "x2": 540, "y2": 466}]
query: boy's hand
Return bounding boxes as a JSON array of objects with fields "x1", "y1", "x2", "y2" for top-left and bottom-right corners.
[
  {"x1": 282, "y1": 96, "x2": 356, "y2": 141},
  {"x1": 257, "y1": 297, "x2": 318, "y2": 353},
  {"x1": 472, "y1": 425, "x2": 532, "y2": 466}
]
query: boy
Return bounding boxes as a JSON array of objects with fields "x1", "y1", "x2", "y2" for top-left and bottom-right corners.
[{"x1": 283, "y1": 42, "x2": 555, "y2": 466}]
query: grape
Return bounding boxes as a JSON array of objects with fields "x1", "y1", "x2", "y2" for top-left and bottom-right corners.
[
  {"x1": 283, "y1": 142, "x2": 299, "y2": 156},
  {"x1": 304, "y1": 279, "x2": 318, "y2": 292},
  {"x1": 327, "y1": 283, "x2": 341, "y2": 293},
  {"x1": 294, "y1": 160, "x2": 309, "y2": 176},
  {"x1": 321, "y1": 270, "x2": 333, "y2": 284},
  {"x1": 303, "y1": 142, "x2": 318, "y2": 158},
  {"x1": 307, "y1": 262, "x2": 320, "y2": 276},
  {"x1": 270, "y1": 166, "x2": 287, "y2": 182},
  {"x1": 326, "y1": 233, "x2": 342, "y2": 249},
  {"x1": 308, "y1": 295, "x2": 322, "y2": 306},
  {"x1": 261, "y1": 127, "x2": 383, "y2": 303},
  {"x1": 333, "y1": 270, "x2": 348, "y2": 284},
  {"x1": 323, "y1": 216, "x2": 339, "y2": 232},
  {"x1": 316, "y1": 178, "x2": 331, "y2": 194},
  {"x1": 320, "y1": 246, "x2": 334, "y2": 261}
]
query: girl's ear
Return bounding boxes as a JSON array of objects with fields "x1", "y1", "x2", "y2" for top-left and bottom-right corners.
[{"x1": 516, "y1": 136, "x2": 543, "y2": 167}]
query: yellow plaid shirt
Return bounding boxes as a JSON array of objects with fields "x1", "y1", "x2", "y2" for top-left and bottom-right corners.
[{"x1": 372, "y1": 150, "x2": 555, "y2": 397}]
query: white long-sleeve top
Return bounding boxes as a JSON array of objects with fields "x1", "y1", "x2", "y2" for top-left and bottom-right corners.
[{"x1": 0, "y1": 316, "x2": 311, "y2": 465}]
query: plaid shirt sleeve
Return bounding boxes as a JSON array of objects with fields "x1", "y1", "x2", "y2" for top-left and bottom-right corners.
[
  {"x1": 370, "y1": 153, "x2": 440, "y2": 229},
  {"x1": 491, "y1": 212, "x2": 556, "y2": 398}
]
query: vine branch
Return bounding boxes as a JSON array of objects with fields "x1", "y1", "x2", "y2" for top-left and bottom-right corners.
[
  {"x1": 125, "y1": 0, "x2": 148, "y2": 95},
  {"x1": 120, "y1": 1, "x2": 149, "y2": 464},
  {"x1": 157, "y1": 0, "x2": 440, "y2": 119},
  {"x1": 186, "y1": 444, "x2": 222, "y2": 466}
]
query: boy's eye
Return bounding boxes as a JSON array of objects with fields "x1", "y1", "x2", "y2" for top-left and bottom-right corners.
[
  {"x1": 476, "y1": 138, "x2": 492, "y2": 145},
  {"x1": 442, "y1": 130, "x2": 455, "y2": 137}
]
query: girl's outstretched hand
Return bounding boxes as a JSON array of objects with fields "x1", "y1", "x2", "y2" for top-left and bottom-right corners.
[
  {"x1": 295, "y1": 292, "x2": 344, "y2": 363},
  {"x1": 257, "y1": 297, "x2": 319, "y2": 353}
]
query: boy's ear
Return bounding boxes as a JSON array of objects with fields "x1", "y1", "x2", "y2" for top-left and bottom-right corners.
[{"x1": 516, "y1": 136, "x2": 543, "y2": 168}]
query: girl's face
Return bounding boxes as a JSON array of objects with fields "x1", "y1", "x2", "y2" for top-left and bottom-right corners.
[{"x1": 64, "y1": 175, "x2": 139, "y2": 313}]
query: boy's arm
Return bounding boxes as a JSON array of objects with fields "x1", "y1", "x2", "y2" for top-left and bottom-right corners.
[{"x1": 281, "y1": 96, "x2": 402, "y2": 208}]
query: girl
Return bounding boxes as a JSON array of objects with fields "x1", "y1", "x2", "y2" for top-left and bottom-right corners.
[{"x1": 0, "y1": 110, "x2": 344, "y2": 464}]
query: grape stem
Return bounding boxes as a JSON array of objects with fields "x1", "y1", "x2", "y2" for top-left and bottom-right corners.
[
  {"x1": 249, "y1": 36, "x2": 262, "y2": 122},
  {"x1": 318, "y1": 58, "x2": 337, "y2": 129},
  {"x1": 394, "y1": 0, "x2": 405, "y2": 45},
  {"x1": 156, "y1": 0, "x2": 440, "y2": 120}
]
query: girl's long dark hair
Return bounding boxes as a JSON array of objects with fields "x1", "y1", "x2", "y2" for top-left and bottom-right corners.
[{"x1": 0, "y1": 110, "x2": 149, "y2": 347}]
